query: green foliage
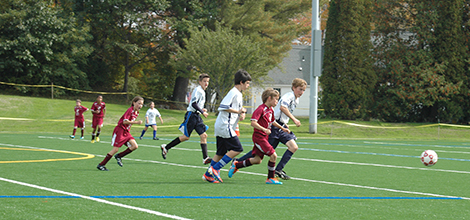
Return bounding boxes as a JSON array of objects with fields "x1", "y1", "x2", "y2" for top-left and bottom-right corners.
[
  {"x1": 0, "y1": 0, "x2": 93, "y2": 95},
  {"x1": 321, "y1": 0, "x2": 376, "y2": 120},
  {"x1": 174, "y1": 23, "x2": 271, "y2": 107}
]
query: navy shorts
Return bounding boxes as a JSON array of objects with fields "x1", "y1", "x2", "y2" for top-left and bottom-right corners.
[
  {"x1": 268, "y1": 124, "x2": 297, "y2": 149},
  {"x1": 216, "y1": 136, "x2": 244, "y2": 156},
  {"x1": 179, "y1": 111, "x2": 207, "y2": 137}
]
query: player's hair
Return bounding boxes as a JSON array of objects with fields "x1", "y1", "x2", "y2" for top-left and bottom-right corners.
[
  {"x1": 292, "y1": 78, "x2": 307, "y2": 89},
  {"x1": 76, "y1": 99, "x2": 81, "y2": 102},
  {"x1": 149, "y1": 101, "x2": 155, "y2": 105},
  {"x1": 262, "y1": 88, "x2": 280, "y2": 103},
  {"x1": 234, "y1": 69, "x2": 252, "y2": 85},
  {"x1": 198, "y1": 73, "x2": 210, "y2": 81},
  {"x1": 131, "y1": 96, "x2": 144, "y2": 106}
]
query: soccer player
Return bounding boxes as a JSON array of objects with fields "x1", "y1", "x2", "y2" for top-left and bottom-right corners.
[
  {"x1": 70, "y1": 99, "x2": 88, "y2": 139},
  {"x1": 139, "y1": 101, "x2": 163, "y2": 140},
  {"x1": 237, "y1": 78, "x2": 307, "y2": 180},
  {"x1": 97, "y1": 96, "x2": 144, "y2": 171},
  {"x1": 203, "y1": 69, "x2": 251, "y2": 183},
  {"x1": 227, "y1": 88, "x2": 290, "y2": 185},
  {"x1": 91, "y1": 95, "x2": 106, "y2": 143},
  {"x1": 160, "y1": 73, "x2": 212, "y2": 164}
]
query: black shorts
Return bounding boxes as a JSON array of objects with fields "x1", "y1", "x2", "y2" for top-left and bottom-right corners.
[
  {"x1": 216, "y1": 136, "x2": 244, "y2": 156},
  {"x1": 268, "y1": 124, "x2": 297, "y2": 149},
  {"x1": 179, "y1": 111, "x2": 207, "y2": 137}
]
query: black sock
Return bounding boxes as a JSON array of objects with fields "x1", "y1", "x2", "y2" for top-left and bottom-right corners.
[
  {"x1": 201, "y1": 143, "x2": 208, "y2": 158},
  {"x1": 276, "y1": 150, "x2": 294, "y2": 171},
  {"x1": 166, "y1": 137, "x2": 181, "y2": 150}
]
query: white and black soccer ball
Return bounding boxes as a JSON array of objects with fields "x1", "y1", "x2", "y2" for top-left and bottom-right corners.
[{"x1": 421, "y1": 150, "x2": 438, "y2": 167}]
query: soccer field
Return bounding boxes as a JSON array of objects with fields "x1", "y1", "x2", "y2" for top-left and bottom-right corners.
[{"x1": 1, "y1": 133, "x2": 469, "y2": 219}]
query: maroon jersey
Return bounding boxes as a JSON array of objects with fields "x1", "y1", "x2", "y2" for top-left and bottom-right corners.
[
  {"x1": 251, "y1": 103, "x2": 274, "y2": 136},
  {"x1": 74, "y1": 106, "x2": 88, "y2": 121},
  {"x1": 91, "y1": 101, "x2": 106, "y2": 118},
  {"x1": 116, "y1": 107, "x2": 139, "y2": 132}
]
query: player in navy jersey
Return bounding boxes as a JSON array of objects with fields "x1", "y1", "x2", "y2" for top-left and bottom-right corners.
[
  {"x1": 203, "y1": 69, "x2": 251, "y2": 183},
  {"x1": 227, "y1": 88, "x2": 290, "y2": 184},
  {"x1": 160, "y1": 74, "x2": 212, "y2": 164},
  {"x1": 70, "y1": 99, "x2": 88, "y2": 139},
  {"x1": 97, "y1": 96, "x2": 144, "y2": 171},
  {"x1": 139, "y1": 101, "x2": 163, "y2": 140},
  {"x1": 236, "y1": 78, "x2": 307, "y2": 180},
  {"x1": 91, "y1": 95, "x2": 106, "y2": 143}
]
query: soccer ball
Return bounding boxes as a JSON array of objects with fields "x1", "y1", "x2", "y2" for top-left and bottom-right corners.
[{"x1": 421, "y1": 150, "x2": 438, "y2": 167}]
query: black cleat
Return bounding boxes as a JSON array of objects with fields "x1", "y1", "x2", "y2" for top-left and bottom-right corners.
[
  {"x1": 153, "y1": 137, "x2": 159, "y2": 140},
  {"x1": 275, "y1": 170, "x2": 291, "y2": 180},
  {"x1": 203, "y1": 157, "x2": 212, "y2": 165},
  {"x1": 114, "y1": 154, "x2": 123, "y2": 167},
  {"x1": 161, "y1": 144, "x2": 167, "y2": 159},
  {"x1": 97, "y1": 164, "x2": 108, "y2": 171}
]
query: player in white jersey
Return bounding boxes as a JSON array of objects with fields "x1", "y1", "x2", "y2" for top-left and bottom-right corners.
[
  {"x1": 139, "y1": 102, "x2": 163, "y2": 140},
  {"x1": 203, "y1": 69, "x2": 251, "y2": 183},
  {"x1": 160, "y1": 74, "x2": 212, "y2": 164},
  {"x1": 237, "y1": 78, "x2": 307, "y2": 180}
]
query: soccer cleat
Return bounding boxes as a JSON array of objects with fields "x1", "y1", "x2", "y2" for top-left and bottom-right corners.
[
  {"x1": 228, "y1": 161, "x2": 238, "y2": 178},
  {"x1": 203, "y1": 157, "x2": 212, "y2": 165},
  {"x1": 202, "y1": 173, "x2": 219, "y2": 183},
  {"x1": 91, "y1": 140, "x2": 95, "y2": 143},
  {"x1": 114, "y1": 154, "x2": 123, "y2": 167},
  {"x1": 160, "y1": 144, "x2": 167, "y2": 159},
  {"x1": 70, "y1": 135, "x2": 75, "y2": 139},
  {"x1": 139, "y1": 136, "x2": 143, "y2": 140},
  {"x1": 153, "y1": 137, "x2": 159, "y2": 140},
  {"x1": 80, "y1": 136, "x2": 84, "y2": 139},
  {"x1": 208, "y1": 166, "x2": 223, "y2": 183},
  {"x1": 266, "y1": 178, "x2": 283, "y2": 185},
  {"x1": 275, "y1": 170, "x2": 291, "y2": 180},
  {"x1": 97, "y1": 164, "x2": 108, "y2": 171},
  {"x1": 96, "y1": 137, "x2": 100, "y2": 142}
]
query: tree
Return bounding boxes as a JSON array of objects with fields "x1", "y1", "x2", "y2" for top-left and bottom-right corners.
[
  {"x1": 0, "y1": 0, "x2": 92, "y2": 95},
  {"x1": 174, "y1": 23, "x2": 270, "y2": 108},
  {"x1": 321, "y1": 0, "x2": 376, "y2": 119}
]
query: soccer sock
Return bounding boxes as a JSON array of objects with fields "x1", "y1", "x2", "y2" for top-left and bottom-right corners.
[
  {"x1": 96, "y1": 131, "x2": 101, "y2": 137},
  {"x1": 205, "y1": 159, "x2": 217, "y2": 177},
  {"x1": 276, "y1": 150, "x2": 294, "y2": 171},
  {"x1": 153, "y1": 130, "x2": 157, "y2": 138},
  {"x1": 268, "y1": 161, "x2": 276, "y2": 179},
  {"x1": 200, "y1": 143, "x2": 208, "y2": 159},
  {"x1": 237, "y1": 150, "x2": 254, "y2": 161},
  {"x1": 99, "y1": 153, "x2": 112, "y2": 166},
  {"x1": 140, "y1": 130, "x2": 146, "y2": 137},
  {"x1": 213, "y1": 155, "x2": 232, "y2": 170},
  {"x1": 81, "y1": 129, "x2": 84, "y2": 137},
  {"x1": 235, "y1": 158, "x2": 253, "y2": 169},
  {"x1": 91, "y1": 133, "x2": 95, "y2": 140},
  {"x1": 117, "y1": 148, "x2": 133, "y2": 158},
  {"x1": 72, "y1": 128, "x2": 77, "y2": 136},
  {"x1": 166, "y1": 137, "x2": 181, "y2": 150}
]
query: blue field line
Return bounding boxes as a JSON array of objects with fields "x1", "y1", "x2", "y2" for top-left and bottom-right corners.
[{"x1": 0, "y1": 195, "x2": 462, "y2": 200}]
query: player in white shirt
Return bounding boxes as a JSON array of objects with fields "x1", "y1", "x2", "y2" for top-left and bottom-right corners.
[
  {"x1": 203, "y1": 69, "x2": 251, "y2": 183},
  {"x1": 160, "y1": 74, "x2": 212, "y2": 164},
  {"x1": 139, "y1": 102, "x2": 163, "y2": 140},
  {"x1": 237, "y1": 78, "x2": 307, "y2": 180}
]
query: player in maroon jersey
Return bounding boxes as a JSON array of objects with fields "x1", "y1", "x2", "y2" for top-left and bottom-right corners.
[
  {"x1": 90, "y1": 95, "x2": 106, "y2": 143},
  {"x1": 227, "y1": 88, "x2": 289, "y2": 184},
  {"x1": 97, "y1": 96, "x2": 144, "y2": 171},
  {"x1": 70, "y1": 99, "x2": 89, "y2": 139}
]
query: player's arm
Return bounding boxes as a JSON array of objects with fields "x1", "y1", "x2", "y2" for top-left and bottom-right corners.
[
  {"x1": 102, "y1": 107, "x2": 106, "y2": 118},
  {"x1": 146, "y1": 116, "x2": 149, "y2": 124},
  {"x1": 280, "y1": 105, "x2": 301, "y2": 127},
  {"x1": 123, "y1": 119, "x2": 142, "y2": 125},
  {"x1": 273, "y1": 121, "x2": 290, "y2": 134},
  {"x1": 250, "y1": 120, "x2": 271, "y2": 135},
  {"x1": 191, "y1": 101, "x2": 208, "y2": 118},
  {"x1": 159, "y1": 116, "x2": 163, "y2": 124}
]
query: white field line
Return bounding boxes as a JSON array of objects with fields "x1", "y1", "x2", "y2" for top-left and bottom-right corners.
[{"x1": 0, "y1": 177, "x2": 191, "y2": 220}]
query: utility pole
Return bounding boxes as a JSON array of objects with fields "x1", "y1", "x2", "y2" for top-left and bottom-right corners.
[{"x1": 309, "y1": 0, "x2": 322, "y2": 133}]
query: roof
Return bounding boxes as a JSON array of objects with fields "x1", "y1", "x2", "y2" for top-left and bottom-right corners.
[{"x1": 267, "y1": 45, "x2": 312, "y2": 85}]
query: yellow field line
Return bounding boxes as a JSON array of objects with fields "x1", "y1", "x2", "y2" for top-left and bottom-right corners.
[{"x1": 0, "y1": 147, "x2": 95, "y2": 163}]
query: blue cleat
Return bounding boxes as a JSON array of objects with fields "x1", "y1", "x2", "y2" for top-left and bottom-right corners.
[
  {"x1": 208, "y1": 166, "x2": 223, "y2": 183},
  {"x1": 69, "y1": 135, "x2": 75, "y2": 139},
  {"x1": 266, "y1": 178, "x2": 283, "y2": 185},
  {"x1": 228, "y1": 161, "x2": 238, "y2": 178},
  {"x1": 202, "y1": 173, "x2": 219, "y2": 183}
]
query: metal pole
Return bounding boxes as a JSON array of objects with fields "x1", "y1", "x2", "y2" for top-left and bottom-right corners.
[
  {"x1": 309, "y1": 0, "x2": 322, "y2": 134},
  {"x1": 51, "y1": 82, "x2": 54, "y2": 99}
]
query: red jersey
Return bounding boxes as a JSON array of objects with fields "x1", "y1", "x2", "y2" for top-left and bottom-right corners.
[
  {"x1": 116, "y1": 107, "x2": 139, "y2": 132},
  {"x1": 251, "y1": 103, "x2": 274, "y2": 136},
  {"x1": 91, "y1": 101, "x2": 106, "y2": 118},
  {"x1": 74, "y1": 105, "x2": 88, "y2": 121}
]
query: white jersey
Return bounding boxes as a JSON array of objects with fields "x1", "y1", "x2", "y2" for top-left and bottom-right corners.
[
  {"x1": 145, "y1": 108, "x2": 161, "y2": 125},
  {"x1": 187, "y1": 85, "x2": 206, "y2": 112},
  {"x1": 274, "y1": 91, "x2": 299, "y2": 124},
  {"x1": 214, "y1": 87, "x2": 243, "y2": 138}
]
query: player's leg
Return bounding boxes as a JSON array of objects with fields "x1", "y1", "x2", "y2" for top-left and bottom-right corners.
[
  {"x1": 140, "y1": 126, "x2": 148, "y2": 139},
  {"x1": 95, "y1": 124, "x2": 102, "y2": 142},
  {"x1": 275, "y1": 139, "x2": 298, "y2": 180},
  {"x1": 152, "y1": 125, "x2": 158, "y2": 140},
  {"x1": 115, "y1": 139, "x2": 138, "y2": 167},
  {"x1": 97, "y1": 146, "x2": 119, "y2": 171},
  {"x1": 91, "y1": 126, "x2": 97, "y2": 142},
  {"x1": 71, "y1": 126, "x2": 77, "y2": 139},
  {"x1": 208, "y1": 137, "x2": 243, "y2": 182},
  {"x1": 266, "y1": 152, "x2": 282, "y2": 184}
]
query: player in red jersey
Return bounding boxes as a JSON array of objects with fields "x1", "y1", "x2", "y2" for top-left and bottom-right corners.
[
  {"x1": 97, "y1": 96, "x2": 144, "y2": 171},
  {"x1": 227, "y1": 88, "x2": 289, "y2": 184},
  {"x1": 70, "y1": 99, "x2": 89, "y2": 139},
  {"x1": 91, "y1": 95, "x2": 106, "y2": 143}
]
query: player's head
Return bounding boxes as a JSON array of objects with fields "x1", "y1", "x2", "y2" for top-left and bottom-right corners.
[
  {"x1": 198, "y1": 73, "x2": 210, "y2": 90},
  {"x1": 131, "y1": 96, "x2": 144, "y2": 110},
  {"x1": 262, "y1": 88, "x2": 280, "y2": 107},
  {"x1": 76, "y1": 99, "x2": 81, "y2": 105},
  {"x1": 96, "y1": 95, "x2": 103, "y2": 103},
  {"x1": 149, "y1": 101, "x2": 155, "y2": 108},
  {"x1": 234, "y1": 69, "x2": 251, "y2": 91},
  {"x1": 291, "y1": 78, "x2": 307, "y2": 98}
]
